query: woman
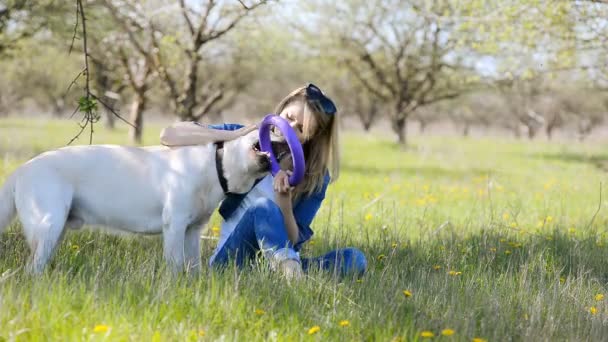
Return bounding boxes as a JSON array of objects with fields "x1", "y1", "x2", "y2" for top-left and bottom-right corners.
[{"x1": 160, "y1": 84, "x2": 367, "y2": 279}]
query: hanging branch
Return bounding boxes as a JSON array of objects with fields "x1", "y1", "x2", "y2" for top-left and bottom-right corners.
[{"x1": 67, "y1": 0, "x2": 134, "y2": 145}]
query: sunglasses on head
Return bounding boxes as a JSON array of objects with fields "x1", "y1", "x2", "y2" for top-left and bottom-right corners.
[{"x1": 306, "y1": 83, "x2": 337, "y2": 115}]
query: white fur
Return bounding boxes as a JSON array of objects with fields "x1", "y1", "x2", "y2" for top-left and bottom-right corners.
[{"x1": 0, "y1": 131, "x2": 268, "y2": 274}]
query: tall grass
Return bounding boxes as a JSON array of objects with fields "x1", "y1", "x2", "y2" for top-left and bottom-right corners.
[{"x1": 1, "y1": 119, "x2": 607, "y2": 341}]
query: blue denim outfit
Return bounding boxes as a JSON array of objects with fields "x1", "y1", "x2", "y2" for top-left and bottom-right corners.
[{"x1": 206, "y1": 123, "x2": 367, "y2": 277}]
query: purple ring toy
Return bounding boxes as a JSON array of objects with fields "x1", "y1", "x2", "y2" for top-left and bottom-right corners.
[{"x1": 258, "y1": 114, "x2": 305, "y2": 186}]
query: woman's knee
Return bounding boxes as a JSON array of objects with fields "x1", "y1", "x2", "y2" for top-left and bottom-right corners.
[
  {"x1": 341, "y1": 247, "x2": 367, "y2": 275},
  {"x1": 251, "y1": 198, "x2": 281, "y2": 217}
]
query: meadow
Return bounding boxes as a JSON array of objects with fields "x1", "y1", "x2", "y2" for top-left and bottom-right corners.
[{"x1": 1, "y1": 118, "x2": 607, "y2": 341}]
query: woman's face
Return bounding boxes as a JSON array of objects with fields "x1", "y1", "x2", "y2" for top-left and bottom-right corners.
[{"x1": 277, "y1": 101, "x2": 318, "y2": 143}]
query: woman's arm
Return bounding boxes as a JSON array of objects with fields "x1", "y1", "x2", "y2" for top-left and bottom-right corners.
[
  {"x1": 160, "y1": 122, "x2": 257, "y2": 146},
  {"x1": 273, "y1": 170, "x2": 299, "y2": 244}
]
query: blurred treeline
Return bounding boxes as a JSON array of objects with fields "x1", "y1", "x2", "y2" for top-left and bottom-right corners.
[{"x1": 0, "y1": 0, "x2": 606, "y2": 144}]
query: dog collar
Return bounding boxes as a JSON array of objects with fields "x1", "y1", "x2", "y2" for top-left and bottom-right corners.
[{"x1": 214, "y1": 142, "x2": 230, "y2": 195}]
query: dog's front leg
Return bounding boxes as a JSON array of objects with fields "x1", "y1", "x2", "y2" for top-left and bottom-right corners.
[{"x1": 162, "y1": 219, "x2": 190, "y2": 273}]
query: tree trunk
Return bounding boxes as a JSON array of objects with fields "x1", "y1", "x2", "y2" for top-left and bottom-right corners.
[
  {"x1": 392, "y1": 117, "x2": 407, "y2": 145},
  {"x1": 546, "y1": 124, "x2": 553, "y2": 140},
  {"x1": 128, "y1": 92, "x2": 145, "y2": 144},
  {"x1": 419, "y1": 121, "x2": 427, "y2": 134},
  {"x1": 462, "y1": 124, "x2": 470, "y2": 137}
]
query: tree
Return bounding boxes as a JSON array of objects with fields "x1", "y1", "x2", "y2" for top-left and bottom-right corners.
[
  {"x1": 303, "y1": 0, "x2": 476, "y2": 144},
  {"x1": 100, "y1": 0, "x2": 268, "y2": 122}
]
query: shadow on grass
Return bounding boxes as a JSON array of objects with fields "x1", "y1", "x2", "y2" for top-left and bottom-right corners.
[
  {"x1": 343, "y1": 163, "x2": 495, "y2": 180},
  {"x1": 535, "y1": 151, "x2": 608, "y2": 172},
  {"x1": 1, "y1": 224, "x2": 606, "y2": 285}
]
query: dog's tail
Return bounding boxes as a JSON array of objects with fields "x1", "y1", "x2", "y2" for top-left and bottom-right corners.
[{"x1": 0, "y1": 172, "x2": 17, "y2": 234}]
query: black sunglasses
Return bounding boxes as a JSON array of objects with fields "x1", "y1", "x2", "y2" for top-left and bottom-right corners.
[{"x1": 306, "y1": 83, "x2": 337, "y2": 115}]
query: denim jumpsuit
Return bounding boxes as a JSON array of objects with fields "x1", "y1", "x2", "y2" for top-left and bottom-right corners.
[{"x1": 207, "y1": 123, "x2": 367, "y2": 276}]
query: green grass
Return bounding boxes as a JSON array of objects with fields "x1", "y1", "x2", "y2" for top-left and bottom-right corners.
[{"x1": 1, "y1": 118, "x2": 607, "y2": 341}]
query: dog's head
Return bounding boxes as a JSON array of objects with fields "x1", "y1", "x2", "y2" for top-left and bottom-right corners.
[{"x1": 221, "y1": 130, "x2": 290, "y2": 194}]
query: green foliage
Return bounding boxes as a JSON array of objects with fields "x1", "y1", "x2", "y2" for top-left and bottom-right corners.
[
  {"x1": 77, "y1": 96, "x2": 97, "y2": 115},
  {"x1": 1, "y1": 119, "x2": 608, "y2": 340}
]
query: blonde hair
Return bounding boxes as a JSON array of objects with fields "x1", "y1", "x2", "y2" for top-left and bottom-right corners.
[{"x1": 273, "y1": 85, "x2": 340, "y2": 198}]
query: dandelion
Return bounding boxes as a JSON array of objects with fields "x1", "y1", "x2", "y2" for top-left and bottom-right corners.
[
  {"x1": 489, "y1": 248, "x2": 497, "y2": 252},
  {"x1": 392, "y1": 243, "x2": 398, "y2": 249},
  {"x1": 198, "y1": 330, "x2": 205, "y2": 337},
  {"x1": 441, "y1": 328, "x2": 455, "y2": 336},
  {"x1": 308, "y1": 326, "x2": 321, "y2": 335},
  {"x1": 448, "y1": 271, "x2": 462, "y2": 276},
  {"x1": 590, "y1": 306, "x2": 598, "y2": 315},
  {"x1": 568, "y1": 227, "x2": 576, "y2": 235},
  {"x1": 509, "y1": 222, "x2": 518, "y2": 228},
  {"x1": 255, "y1": 309, "x2": 265, "y2": 315},
  {"x1": 546, "y1": 216, "x2": 553, "y2": 223},
  {"x1": 339, "y1": 320, "x2": 350, "y2": 327},
  {"x1": 502, "y1": 212, "x2": 510, "y2": 220},
  {"x1": 211, "y1": 226, "x2": 220, "y2": 236},
  {"x1": 71, "y1": 244, "x2": 80, "y2": 251},
  {"x1": 505, "y1": 250, "x2": 512, "y2": 255},
  {"x1": 377, "y1": 254, "x2": 386, "y2": 261},
  {"x1": 365, "y1": 213, "x2": 373, "y2": 221},
  {"x1": 416, "y1": 198, "x2": 427, "y2": 206},
  {"x1": 93, "y1": 324, "x2": 109, "y2": 333},
  {"x1": 472, "y1": 338, "x2": 487, "y2": 342},
  {"x1": 559, "y1": 277, "x2": 566, "y2": 284},
  {"x1": 595, "y1": 294, "x2": 604, "y2": 301},
  {"x1": 433, "y1": 265, "x2": 442, "y2": 270},
  {"x1": 420, "y1": 331, "x2": 434, "y2": 338},
  {"x1": 356, "y1": 279, "x2": 363, "y2": 283},
  {"x1": 403, "y1": 290, "x2": 412, "y2": 298}
]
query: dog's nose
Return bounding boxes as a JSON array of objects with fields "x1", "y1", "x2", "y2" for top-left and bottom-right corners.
[{"x1": 257, "y1": 153, "x2": 271, "y2": 171}]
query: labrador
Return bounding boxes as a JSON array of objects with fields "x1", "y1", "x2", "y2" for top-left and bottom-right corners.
[{"x1": 0, "y1": 130, "x2": 275, "y2": 274}]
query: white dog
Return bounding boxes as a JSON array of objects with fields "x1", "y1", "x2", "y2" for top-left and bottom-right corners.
[{"x1": 0, "y1": 130, "x2": 274, "y2": 274}]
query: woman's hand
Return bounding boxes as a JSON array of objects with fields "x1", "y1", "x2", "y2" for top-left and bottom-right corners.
[{"x1": 273, "y1": 170, "x2": 293, "y2": 194}]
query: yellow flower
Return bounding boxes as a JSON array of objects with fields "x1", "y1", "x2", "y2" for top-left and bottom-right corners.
[
  {"x1": 308, "y1": 325, "x2": 321, "y2": 335},
  {"x1": 403, "y1": 290, "x2": 412, "y2": 298},
  {"x1": 559, "y1": 277, "x2": 566, "y2": 284},
  {"x1": 489, "y1": 248, "x2": 497, "y2": 252},
  {"x1": 255, "y1": 309, "x2": 265, "y2": 315},
  {"x1": 502, "y1": 212, "x2": 510, "y2": 220},
  {"x1": 448, "y1": 270, "x2": 462, "y2": 276},
  {"x1": 441, "y1": 328, "x2": 455, "y2": 336},
  {"x1": 356, "y1": 279, "x2": 363, "y2": 283},
  {"x1": 595, "y1": 294, "x2": 604, "y2": 301},
  {"x1": 433, "y1": 265, "x2": 442, "y2": 270},
  {"x1": 392, "y1": 243, "x2": 398, "y2": 249},
  {"x1": 472, "y1": 338, "x2": 487, "y2": 342},
  {"x1": 377, "y1": 254, "x2": 386, "y2": 261},
  {"x1": 509, "y1": 222, "x2": 518, "y2": 228},
  {"x1": 71, "y1": 244, "x2": 80, "y2": 251},
  {"x1": 198, "y1": 330, "x2": 205, "y2": 337},
  {"x1": 420, "y1": 330, "x2": 434, "y2": 338},
  {"x1": 590, "y1": 306, "x2": 598, "y2": 315},
  {"x1": 93, "y1": 324, "x2": 109, "y2": 333},
  {"x1": 364, "y1": 213, "x2": 373, "y2": 221},
  {"x1": 211, "y1": 226, "x2": 220, "y2": 236},
  {"x1": 505, "y1": 250, "x2": 512, "y2": 255},
  {"x1": 339, "y1": 320, "x2": 350, "y2": 327}
]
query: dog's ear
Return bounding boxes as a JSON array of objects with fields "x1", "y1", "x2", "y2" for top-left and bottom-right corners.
[{"x1": 160, "y1": 123, "x2": 257, "y2": 147}]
